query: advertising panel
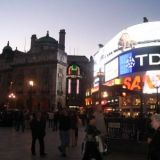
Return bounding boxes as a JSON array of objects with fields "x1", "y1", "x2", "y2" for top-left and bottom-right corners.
[
  {"x1": 105, "y1": 58, "x2": 118, "y2": 82},
  {"x1": 121, "y1": 71, "x2": 160, "y2": 94},
  {"x1": 94, "y1": 21, "x2": 160, "y2": 91},
  {"x1": 143, "y1": 70, "x2": 160, "y2": 94},
  {"x1": 94, "y1": 21, "x2": 160, "y2": 72},
  {"x1": 119, "y1": 46, "x2": 160, "y2": 76},
  {"x1": 119, "y1": 51, "x2": 133, "y2": 75}
]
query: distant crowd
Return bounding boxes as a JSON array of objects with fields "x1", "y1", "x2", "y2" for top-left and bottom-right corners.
[{"x1": 0, "y1": 106, "x2": 160, "y2": 160}]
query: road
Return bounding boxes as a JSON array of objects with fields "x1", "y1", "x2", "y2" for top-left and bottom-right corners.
[{"x1": 0, "y1": 125, "x2": 147, "y2": 160}]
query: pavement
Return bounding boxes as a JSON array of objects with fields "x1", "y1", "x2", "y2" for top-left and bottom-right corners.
[{"x1": 0, "y1": 125, "x2": 148, "y2": 160}]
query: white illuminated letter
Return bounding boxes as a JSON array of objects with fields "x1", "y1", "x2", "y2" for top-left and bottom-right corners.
[
  {"x1": 149, "y1": 53, "x2": 160, "y2": 65},
  {"x1": 135, "y1": 54, "x2": 148, "y2": 66}
]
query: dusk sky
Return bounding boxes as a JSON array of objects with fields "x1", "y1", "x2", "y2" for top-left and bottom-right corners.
[{"x1": 0, "y1": 0, "x2": 160, "y2": 58}]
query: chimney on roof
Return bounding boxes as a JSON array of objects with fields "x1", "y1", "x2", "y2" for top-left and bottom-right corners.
[
  {"x1": 98, "y1": 44, "x2": 104, "y2": 48},
  {"x1": 31, "y1": 34, "x2": 37, "y2": 49},
  {"x1": 143, "y1": 17, "x2": 148, "y2": 23},
  {"x1": 59, "y1": 29, "x2": 66, "y2": 51}
]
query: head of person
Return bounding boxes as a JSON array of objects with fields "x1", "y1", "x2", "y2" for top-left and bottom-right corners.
[
  {"x1": 36, "y1": 111, "x2": 42, "y2": 120},
  {"x1": 96, "y1": 105, "x2": 103, "y2": 113},
  {"x1": 89, "y1": 115, "x2": 96, "y2": 125},
  {"x1": 62, "y1": 108, "x2": 68, "y2": 116},
  {"x1": 151, "y1": 114, "x2": 160, "y2": 130}
]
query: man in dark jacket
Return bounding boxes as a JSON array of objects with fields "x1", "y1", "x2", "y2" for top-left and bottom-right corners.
[
  {"x1": 30, "y1": 111, "x2": 46, "y2": 157},
  {"x1": 58, "y1": 109, "x2": 70, "y2": 157},
  {"x1": 149, "y1": 114, "x2": 160, "y2": 160},
  {"x1": 82, "y1": 115, "x2": 102, "y2": 160}
]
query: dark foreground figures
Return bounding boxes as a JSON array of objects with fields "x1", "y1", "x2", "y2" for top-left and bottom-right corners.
[{"x1": 30, "y1": 112, "x2": 47, "y2": 157}]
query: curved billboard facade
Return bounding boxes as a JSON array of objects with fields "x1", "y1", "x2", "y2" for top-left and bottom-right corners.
[{"x1": 94, "y1": 21, "x2": 160, "y2": 94}]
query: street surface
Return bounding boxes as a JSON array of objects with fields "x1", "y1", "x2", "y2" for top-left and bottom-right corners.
[{"x1": 0, "y1": 125, "x2": 147, "y2": 160}]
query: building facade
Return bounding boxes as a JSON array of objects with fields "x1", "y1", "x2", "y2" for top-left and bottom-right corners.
[
  {"x1": 66, "y1": 55, "x2": 94, "y2": 108},
  {"x1": 0, "y1": 30, "x2": 67, "y2": 111},
  {"x1": 93, "y1": 21, "x2": 160, "y2": 116}
]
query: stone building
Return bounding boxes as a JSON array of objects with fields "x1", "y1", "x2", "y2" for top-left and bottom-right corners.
[{"x1": 0, "y1": 30, "x2": 67, "y2": 111}]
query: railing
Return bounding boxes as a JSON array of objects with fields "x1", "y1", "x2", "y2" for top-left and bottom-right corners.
[{"x1": 105, "y1": 117, "x2": 149, "y2": 141}]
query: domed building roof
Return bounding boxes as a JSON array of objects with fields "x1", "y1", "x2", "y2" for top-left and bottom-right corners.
[
  {"x1": 37, "y1": 31, "x2": 58, "y2": 44},
  {"x1": 3, "y1": 41, "x2": 12, "y2": 53}
]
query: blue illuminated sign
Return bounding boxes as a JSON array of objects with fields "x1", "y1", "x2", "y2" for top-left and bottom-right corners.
[{"x1": 119, "y1": 52, "x2": 134, "y2": 76}]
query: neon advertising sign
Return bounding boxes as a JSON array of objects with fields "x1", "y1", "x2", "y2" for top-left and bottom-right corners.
[{"x1": 122, "y1": 71, "x2": 160, "y2": 94}]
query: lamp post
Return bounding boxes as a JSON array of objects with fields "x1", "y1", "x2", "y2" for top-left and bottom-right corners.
[
  {"x1": 139, "y1": 82, "x2": 144, "y2": 117},
  {"x1": 28, "y1": 80, "x2": 34, "y2": 112},
  {"x1": 154, "y1": 86, "x2": 160, "y2": 113},
  {"x1": 8, "y1": 92, "x2": 16, "y2": 108},
  {"x1": 97, "y1": 69, "x2": 104, "y2": 105},
  {"x1": 152, "y1": 76, "x2": 160, "y2": 113}
]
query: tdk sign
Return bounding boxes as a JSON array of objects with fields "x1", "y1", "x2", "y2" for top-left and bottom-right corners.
[
  {"x1": 135, "y1": 53, "x2": 160, "y2": 66},
  {"x1": 119, "y1": 46, "x2": 160, "y2": 76}
]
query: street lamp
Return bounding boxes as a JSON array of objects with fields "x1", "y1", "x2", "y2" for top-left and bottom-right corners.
[
  {"x1": 139, "y1": 82, "x2": 144, "y2": 117},
  {"x1": 8, "y1": 92, "x2": 16, "y2": 108},
  {"x1": 29, "y1": 80, "x2": 34, "y2": 87},
  {"x1": 28, "y1": 80, "x2": 34, "y2": 111},
  {"x1": 153, "y1": 77, "x2": 160, "y2": 113},
  {"x1": 154, "y1": 85, "x2": 160, "y2": 113},
  {"x1": 97, "y1": 69, "x2": 104, "y2": 105}
]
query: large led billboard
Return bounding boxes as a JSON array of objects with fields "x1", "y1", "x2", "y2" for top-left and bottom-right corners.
[
  {"x1": 119, "y1": 46, "x2": 160, "y2": 77},
  {"x1": 143, "y1": 70, "x2": 160, "y2": 94},
  {"x1": 105, "y1": 58, "x2": 118, "y2": 82},
  {"x1": 121, "y1": 71, "x2": 160, "y2": 94},
  {"x1": 94, "y1": 21, "x2": 160, "y2": 72},
  {"x1": 119, "y1": 51, "x2": 134, "y2": 75},
  {"x1": 94, "y1": 21, "x2": 160, "y2": 90}
]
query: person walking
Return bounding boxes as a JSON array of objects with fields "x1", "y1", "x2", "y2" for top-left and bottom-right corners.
[
  {"x1": 70, "y1": 110, "x2": 80, "y2": 147},
  {"x1": 15, "y1": 109, "x2": 25, "y2": 132},
  {"x1": 30, "y1": 111, "x2": 47, "y2": 157},
  {"x1": 82, "y1": 115, "x2": 102, "y2": 160},
  {"x1": 148, "y1": 114, "x2": 160, "y2": 160},
  {"x1": 53, "y1": 110, "x2": 59, "y2": 131},
  {"x1": 48, "y1": 111, "x2": 54, "y2": 128},
  {"x1": 94, "y1": 105, "x2": 107, "y2": 154},
  {"x1": 58, "y1": 109, "x2": 70, "y2": 157}
]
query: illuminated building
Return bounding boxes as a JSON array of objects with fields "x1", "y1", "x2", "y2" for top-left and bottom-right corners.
[
  {"x1": 67, "y1": 55, "x2": 94, "y2": 108},
  {"x1": 93, "y1": 21, "x2": 160, "y2": 116}
]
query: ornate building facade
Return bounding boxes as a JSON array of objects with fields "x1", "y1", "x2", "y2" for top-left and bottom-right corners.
[
  {"x1": 0, "y1": 30, "x2": 67, "y2": 111},
  {"x1": 66, "y1": 55, "x2": 94, "y2": 108}
]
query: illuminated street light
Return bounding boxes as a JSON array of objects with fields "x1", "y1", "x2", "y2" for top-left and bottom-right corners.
[
  {"x1": 8, "y1": 92, "x2": 16, "y2": 108},
  {"x1": 29, "y1": 80, "x2": 34, "y2": 87},
  {"x1": 103, "y1": 91, "x2": 108, "y2": 98},
  {"x1": 8, "y1": 93, "x2": 16, "y2": 99},
  {"x1": 28, "y1": 80, "x2": 34, "y2": 111}
]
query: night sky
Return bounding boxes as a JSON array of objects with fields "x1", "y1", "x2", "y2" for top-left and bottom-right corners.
[{"x1": 0, "y1": 0, "x2": 160, "y2": 58}]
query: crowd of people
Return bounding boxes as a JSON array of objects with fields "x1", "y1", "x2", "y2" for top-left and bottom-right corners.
[
  {"x1": 1, "y1": 105, "x2": 160, "y2": 160},
  {"x1": 9, "y1": 106, "x2": 107, "y2": 159}
]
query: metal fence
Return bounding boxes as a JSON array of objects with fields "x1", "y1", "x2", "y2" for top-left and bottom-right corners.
[{"x1": 105, "y1": 117, "x2": 149, "y2": 141}]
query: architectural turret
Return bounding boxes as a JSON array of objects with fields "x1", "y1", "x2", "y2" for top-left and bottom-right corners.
[
  {"x1": 31, "y1": 34, "x2": 37, "y2": 49},
  {"x1": 59, "y1": 29, "x2": 66, "y2": 51}
]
